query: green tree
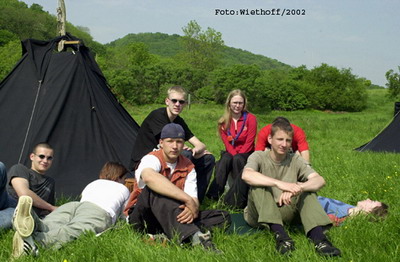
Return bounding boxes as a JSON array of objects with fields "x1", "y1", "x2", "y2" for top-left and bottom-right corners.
[
  {"x1": 0, "y1": 29, "x2": 18, "y2": 46},
  {"x1": 302, "y1": 64, "x2": 367, "y2": 111},
  {"x1": 0, "y1": 39, "x2": 21, "y2": 80},
  {"x1": 261, "y1": 69, "x2": 310, "y2": 111},
  {"x1": 385, "y1": 67, "x2": 400, "y2": 98},
  {"x1": 181, "y1": 20, "x2": 224, "y2": 71},
  {"x1": 203, "y1": 64, "x2": 262, "y2": 104}
]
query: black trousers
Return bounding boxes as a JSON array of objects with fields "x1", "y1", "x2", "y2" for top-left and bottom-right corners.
[
  {"x1": 181, "y1": 150, "x2": 215, "y2": 203},
  {"x1": 207, "y1": 151, "x2": 251, "y2": 209},
  {"x1": 128, "y1": 187, "x2": 230, "y2": 242}
]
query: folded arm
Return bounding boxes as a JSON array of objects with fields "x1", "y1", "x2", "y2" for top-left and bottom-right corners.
[
  {"x1": 187, "y1": 136, "x2": 207, "y2": 159},
  {"x1": 242, "y1": 167, "x2": 302, "y2": 195},
  {"x1": 141, "y1": 168, "x2": 199, "y2": 222}
]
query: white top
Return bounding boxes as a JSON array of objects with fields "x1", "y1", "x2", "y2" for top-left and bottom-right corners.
[
  {"x1": 80, "y1": 179, "x2": 130, "y2": 224},
  {"x1": 136, "y1": 154, "x2": 198, "y2": 199}
]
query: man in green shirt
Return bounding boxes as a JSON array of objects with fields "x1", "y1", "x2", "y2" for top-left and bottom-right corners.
[{"x1": 242, "y1": 118, "x2": 341, "y2": 257}]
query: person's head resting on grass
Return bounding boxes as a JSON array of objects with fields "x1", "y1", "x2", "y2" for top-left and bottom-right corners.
[{"x1": 349, "y1": 199, "x2": 389, "y2": 221}]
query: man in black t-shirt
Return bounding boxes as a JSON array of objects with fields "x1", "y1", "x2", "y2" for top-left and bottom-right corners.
[
  {"x1": 131, "y1": 86, "x2": 215, "y2": 202},
  {"x1": 7, "y1": 142, "x2": 57, "y2": 217}
]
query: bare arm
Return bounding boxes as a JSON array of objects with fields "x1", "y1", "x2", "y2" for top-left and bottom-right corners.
[
  {"x1": 297, "y1": 172, "x2": 325, "y2": 192},
  {"x1": 187, "y1": 136, "x2": 207, "y2": 159},
  {"x1": 242, "y1": 167, "x2": 302, "y2": 195},
  {"x1": 279, "y1": 172, "x2": 325, "y2": 206},
  {"x1": 141, "y1": 168, "x2": 199, "y2": 219},
  {"x1": 11, "y1": 177, "x2": 57, "y2": 212}
]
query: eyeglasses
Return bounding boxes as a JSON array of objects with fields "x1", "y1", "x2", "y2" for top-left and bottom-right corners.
[
  {"x1": 169, "y1": 98, "x2": 186, "y2": 105},
  {"x1": 36, "y1": 154, "x2": 53, "y2": 161}
]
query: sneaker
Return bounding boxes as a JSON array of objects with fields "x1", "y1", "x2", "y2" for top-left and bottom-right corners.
[
  {"x1": 275, "y1": 234, "x2": 295, "y2": 255},
  {"x1": 12, "y1": 232, "x2": 39, "y2": 258},
  {"x1": 195, "y1": 231, "x2": 222, "y2": 254},
  {"x1": 12, "y1": 196, "x2": 34, "y2": 238},
  {"x1": 315, "y1": 240, "x2": 341, "y2": 257}
]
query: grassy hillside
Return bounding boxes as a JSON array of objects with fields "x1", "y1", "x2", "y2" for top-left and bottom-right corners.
[{"x1": 107, "y1": 32, "x2": 291, "y2": 71}]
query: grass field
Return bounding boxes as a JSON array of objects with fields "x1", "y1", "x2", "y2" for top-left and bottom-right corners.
[{"x1": 1, "y1": 89, "x2": 399, "y2": 261}]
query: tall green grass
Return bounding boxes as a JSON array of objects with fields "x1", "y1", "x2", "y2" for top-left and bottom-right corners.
[{"x1": 1, "y1": 89, "x2": 399, "y2": 261}]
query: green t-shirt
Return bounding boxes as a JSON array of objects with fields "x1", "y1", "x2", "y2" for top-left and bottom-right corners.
[{"x1": 245, "y1": 151, "x2": 315, "y2": 202}]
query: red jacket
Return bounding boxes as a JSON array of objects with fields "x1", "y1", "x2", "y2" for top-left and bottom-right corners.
[{"x1": 219, "y1": 112, "x2": 257, "y2": 155}]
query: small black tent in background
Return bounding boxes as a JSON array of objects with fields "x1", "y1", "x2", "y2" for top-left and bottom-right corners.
[
  {"x1": 0, "y1": 34, "x2": 139, "y2": 197},
  {"x1": 355, "y1": 102, "x2": 400, "y2": 153}
]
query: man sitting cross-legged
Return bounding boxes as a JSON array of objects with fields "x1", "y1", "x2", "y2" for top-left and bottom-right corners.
[
  {"x1": 242, "y1": 120, "x2": 341, "y2": 257},
  {"x1": 126, "y1": 123, "x2": 230, "y2": 252}
]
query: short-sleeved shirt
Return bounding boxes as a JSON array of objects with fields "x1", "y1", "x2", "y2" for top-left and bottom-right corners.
[
  {"x1": 245, "y1": 151, "x2": 315, "y2": 202},
  {"x1": 255, "y1": 124, "x2": 309, "y2": 152},
  {"x1": 80, "y1": 179, "x2": 130, "y2": 224},
  {"x1": 318, "y1": 196, "x2": 354, "y2": 219},
  {"x1": 135, "y1": 154, "x2": 198, "y2": 199},
  {"x1": 131, "y1": 107, "x2": 194, "y2": 168},
  {"x1": 7, "y1": 164, "x2": 55, "y2": 216}
]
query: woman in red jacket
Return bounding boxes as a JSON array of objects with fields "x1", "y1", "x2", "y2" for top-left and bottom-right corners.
[{"x1": 207, "y1": 90, "x2": 257, "y2": 207}]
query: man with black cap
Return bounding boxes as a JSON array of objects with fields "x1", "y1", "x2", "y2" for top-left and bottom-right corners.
[
  {"x1": 130, "y1": 85, "x2": 215, "y2": 203},
  {"x1": 127, "y1": 123, "x2": 229, "y2": 252}
]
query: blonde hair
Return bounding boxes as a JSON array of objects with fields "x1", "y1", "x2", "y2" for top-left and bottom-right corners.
[
  {"x1": 218, "y1": 89, "x2": 248, "y2": 131},
  {"x1": 167, "y1": 85, "x2": 187, "y2": 98}
]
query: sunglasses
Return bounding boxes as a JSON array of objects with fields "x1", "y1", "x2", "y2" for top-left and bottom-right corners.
[
  {"x1": 169, "y1": 98, "x2": 186, "y2": 105},
  {"x1": 36, "y1": 154, "x2": 53, "y2": 161}
]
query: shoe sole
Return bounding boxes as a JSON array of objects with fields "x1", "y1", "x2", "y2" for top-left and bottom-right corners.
[{"x1": 13, "y1": 196, "x2": 34, "y2": 238}]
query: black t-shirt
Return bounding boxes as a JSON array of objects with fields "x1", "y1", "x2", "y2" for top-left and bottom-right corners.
[
  {"x1": 131, "y1": 107, "x2": 194, "y2": 168},
  {"x1": 7, "y1": 163, "x2": 55, "y2": 216}
]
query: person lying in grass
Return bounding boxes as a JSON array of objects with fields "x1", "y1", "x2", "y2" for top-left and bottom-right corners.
[
  {"x1": 11, "y1": 162, "x2": 130, "y2": 258},
  {"x1": 318, "y1": 196, "x2": 389, "y2": 226}
]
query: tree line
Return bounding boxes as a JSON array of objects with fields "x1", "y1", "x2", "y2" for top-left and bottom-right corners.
[
  {"x1": 1, "y1": 0, "x2": 398, "y2": 112},
  {"x1": 98, "y1": 20, "x2": 369, "y2": 112}
]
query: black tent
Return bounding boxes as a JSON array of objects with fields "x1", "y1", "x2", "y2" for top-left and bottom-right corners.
[
  {"x1": 0, "y1": 34, "x2": 139, "y2": 196},
  {"x1": 356, "y1": 111, "x2": 400, "y2": 153}
]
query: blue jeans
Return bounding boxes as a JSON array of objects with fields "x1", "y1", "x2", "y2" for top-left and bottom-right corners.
[{"x1": 0, "y1": 162, "x2": 16, "y2": 229}]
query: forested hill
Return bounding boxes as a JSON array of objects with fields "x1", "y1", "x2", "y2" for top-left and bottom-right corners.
[
  {"x1": 107, "y1": 32, "x2": 290, "y2": 71},
  {"x1": 0, "y1": 0, "x2": 104, "y2": 53}
]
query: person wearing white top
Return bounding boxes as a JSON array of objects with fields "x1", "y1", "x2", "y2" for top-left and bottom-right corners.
[
  {"x1": 127, "y1": 123, "x2": 230, "y2": 253},
  {"x1": 11, "y1": 162, "x2": 130, "y2": 258}
]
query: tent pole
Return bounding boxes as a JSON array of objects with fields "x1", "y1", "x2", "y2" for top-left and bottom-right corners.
[{"x1": 57, "y1": 0, "x2": 66, "y2": 36}]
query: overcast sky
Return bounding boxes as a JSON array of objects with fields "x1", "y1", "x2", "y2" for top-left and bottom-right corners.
[{"x1": 22, "y1": 0, "x2": 400, "y2": 86}]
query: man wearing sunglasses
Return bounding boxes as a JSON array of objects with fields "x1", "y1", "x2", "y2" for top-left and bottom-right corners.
[
  {"x1": 7, "y1": 142, "x2": 57, "y2": 218},
  {"x1": 130, "y1": 85, "x2": 215, "y2": 203}
]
